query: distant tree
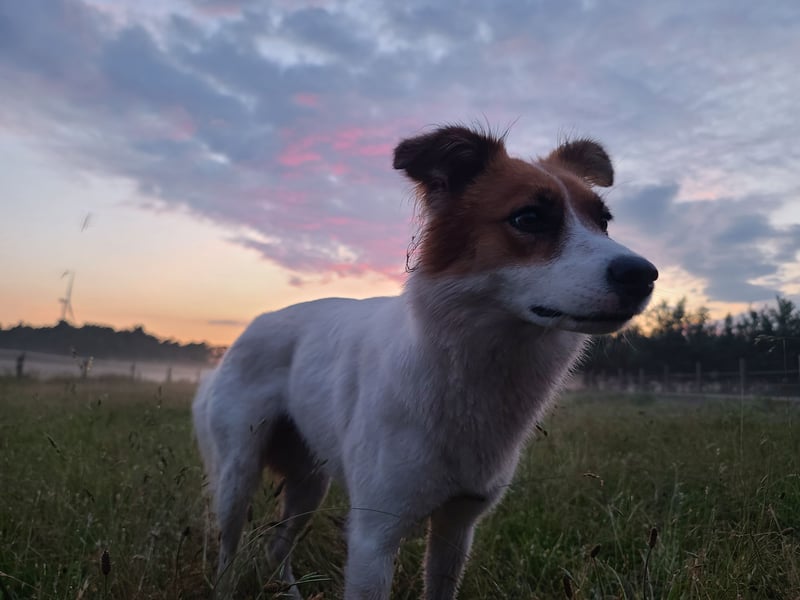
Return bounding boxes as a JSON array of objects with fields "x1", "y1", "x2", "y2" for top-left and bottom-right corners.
[
  {"x1": 583, "y1": 295, "x2": 800, "y2": 376},
  {"x1": 0, "y1": 322, "x2": 215, "y2": 363}
]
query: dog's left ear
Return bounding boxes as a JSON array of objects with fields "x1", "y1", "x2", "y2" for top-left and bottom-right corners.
[
  {"x1": 545, "y1": 139, "x2": 614, "y2": 187},
  {"x1": 393, "y1": 126, "x2": 505, "y2": 200}
]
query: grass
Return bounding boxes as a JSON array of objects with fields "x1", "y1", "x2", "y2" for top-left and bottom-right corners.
[{"x1": 0, "y1": 378, "x2": 798, "y2": 599}]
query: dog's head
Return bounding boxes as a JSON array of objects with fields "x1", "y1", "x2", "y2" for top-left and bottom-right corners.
[{"x1": 394, "y1": 125, "x2": 657, "y2": 335}]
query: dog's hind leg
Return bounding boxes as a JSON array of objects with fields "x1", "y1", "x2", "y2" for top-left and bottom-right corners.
[
  {"x1": 213, "y1": 450, "x2": 263, "y2": 595},
  {"x1": 265, "y1": 416, "x2": 331, "y2": 600},
  {"x1": 266, "y1": 471, "x2": 330, "y2": 599}
]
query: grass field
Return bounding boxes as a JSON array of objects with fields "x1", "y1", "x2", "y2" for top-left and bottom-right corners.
[{"x1": 1, "y1": 378, "x2": 798, "y2": 599}]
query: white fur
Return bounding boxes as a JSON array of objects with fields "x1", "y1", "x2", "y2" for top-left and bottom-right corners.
[
  {"x1": 194, "y1": 278, "x2": 587, "y2": 598},
  {"x1": 520, "y1": 211, "x2": 648, "y2": 333},
  {"x1": 193, "y1": 163, "x2": 654, "y2": 600}
]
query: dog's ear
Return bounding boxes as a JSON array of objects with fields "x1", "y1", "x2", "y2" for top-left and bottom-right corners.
[
  {"x1": 545, "y1": 139, "x2": 614, "y2": 187},
  {"x1": 393, "y1": 126, "x2": 505, "y2": 199}
]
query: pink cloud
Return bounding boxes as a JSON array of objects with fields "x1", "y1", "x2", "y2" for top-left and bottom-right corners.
[
  {"x1": 278, "y1": 131, "x2": 327, "y2": 167},
  {"x1": 330, "y1": 126, "x2": 396, "y2": 153},
  {"x1": 277, "y1": 123, "x2": 406, "y2": 175},
  {"x1": 278, "y1": 151, "x2": 322, "y2": 167},
  {"x1": 330, "y1": 127, "x2": 363, "y2": 150},
  {"x1": 353, "y1": 143, "x2": 394, "y2": 157},
  {"x1": 234, "y1": 206, "x2": 412, "y2": 284}
]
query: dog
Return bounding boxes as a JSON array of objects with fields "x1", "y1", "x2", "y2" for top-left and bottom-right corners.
[{"x1": 192, "y1": 124, "x2": 657, "y2": 599}]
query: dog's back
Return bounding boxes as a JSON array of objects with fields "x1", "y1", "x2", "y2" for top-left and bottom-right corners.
[{"x1": 192, "y1": 295, "x2": 398, "y2": 499}]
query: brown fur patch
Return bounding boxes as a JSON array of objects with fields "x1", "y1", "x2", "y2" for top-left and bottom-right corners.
[{"x1": 418, "y1": 156, "x2": 568, "y2": 275}]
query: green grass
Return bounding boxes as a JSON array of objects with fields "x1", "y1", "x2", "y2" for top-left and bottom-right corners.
[{"x1": 1, "y1": 378, "x2": 798, "y2": 599}]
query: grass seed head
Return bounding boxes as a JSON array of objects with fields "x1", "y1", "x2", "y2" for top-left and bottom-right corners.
[
  {"x1": 649, "y1": 527, "x2": 658, "y2": 548},
  {"x1": 101, "y1": 549, "x2": 111, "y2": 576}
]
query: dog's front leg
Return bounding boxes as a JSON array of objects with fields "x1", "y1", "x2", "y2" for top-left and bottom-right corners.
[
  {"x1": 342, "y1": 508, "x2": 405, "y2": 600},
  {"x1": 423, "y1": 495, "x2": 491, "y2": 600}
]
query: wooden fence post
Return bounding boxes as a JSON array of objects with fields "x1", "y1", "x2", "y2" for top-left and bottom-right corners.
[{"x1": 663, "y1": 364, "x2": 670, "y2": 392}]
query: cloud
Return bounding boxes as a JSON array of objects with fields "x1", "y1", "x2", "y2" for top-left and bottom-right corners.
[
  {"x1": 614, "y1": 185, "x2": 800, "y2": 303},
  {"x1": 0, "y1": 0, "x2": 798, "y2": 303}
]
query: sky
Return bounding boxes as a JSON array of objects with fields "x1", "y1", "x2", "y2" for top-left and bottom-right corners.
[{"x1": 1, "y1": 0, "x2": 799, "y2": 345}]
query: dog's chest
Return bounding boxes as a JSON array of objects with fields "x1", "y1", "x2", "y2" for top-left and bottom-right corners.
[
  {"x1": 417, "y1": 343, "x2": 576, "y2": 491},
  {"x1": 439, "y1": 385, "x2": 539, "y2": 479}
]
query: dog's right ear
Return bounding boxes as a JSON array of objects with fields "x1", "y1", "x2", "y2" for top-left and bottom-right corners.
[
  {"x1": 545, "y1": 139, "x2": 614, "y2": 187},
  {"x1": 393, "y1": 126, "x2": 505, "y2": 201}
]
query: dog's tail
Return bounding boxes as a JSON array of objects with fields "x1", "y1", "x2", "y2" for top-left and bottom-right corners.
[{"x1": 192, "y1": 369, "x2": 219, "y2": 503}]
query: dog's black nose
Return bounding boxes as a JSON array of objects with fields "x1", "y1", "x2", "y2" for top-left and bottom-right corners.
[{"x1": 607, "y1": 255, "x2": 658, "y2": 302}]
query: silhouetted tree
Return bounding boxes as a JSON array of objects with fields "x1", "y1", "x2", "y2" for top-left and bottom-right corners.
[
  {"x1": 584, "y1": 295, "x2": 800, "y2": 376},
  {"x1": 0, "y1": 322, "x2": 219, "y2": 363}
]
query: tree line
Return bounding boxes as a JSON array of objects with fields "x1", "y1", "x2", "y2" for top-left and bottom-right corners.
[
  {"x1": 0, "y1": 321, "x2": 218, "y2": 364},
  {"x1": 584, "y1": 296, "x2": 800, "y2": 375},
  {"x1": 5, "y1": 296, "x2": 799, "y2": 374}
]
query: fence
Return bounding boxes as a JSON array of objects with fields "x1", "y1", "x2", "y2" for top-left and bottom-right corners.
[
  {"x1": 6, "y1": 348, "x2": 800, "y2": 399},
  {"x1": 0, "y1": 348, "x2": 214, "y2": 384},
  {"x1": 583, "y1": 356, "x2": 800, "y2": 399}
]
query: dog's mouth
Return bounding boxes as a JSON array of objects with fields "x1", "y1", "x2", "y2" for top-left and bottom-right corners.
[{"x1": 530, "y1": 305, "x2": 636, "y2": 324}]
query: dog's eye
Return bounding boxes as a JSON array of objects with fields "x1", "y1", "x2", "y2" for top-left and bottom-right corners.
[
  {"x1": 600, "y1": 209, "x2": 613, "y2": 234},
  {"x1": 509, "y1": 208, "x2": 546, "y2": 233}
]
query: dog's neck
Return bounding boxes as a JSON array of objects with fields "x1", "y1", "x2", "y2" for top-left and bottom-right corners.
[
  {"x1": 399, "y1": 271, "x2": 588, "y2": 481},
  {"x1": 404, "y1": 270, "x2": 583, "y2": 342},
  {"x1": 402, "y1": 271, "x2": 588, "y2": 392}
]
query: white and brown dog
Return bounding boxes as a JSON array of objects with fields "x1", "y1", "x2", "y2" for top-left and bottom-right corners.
[{"x1": 193, "y1": 124, "x2": 657, "y2": 599}]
